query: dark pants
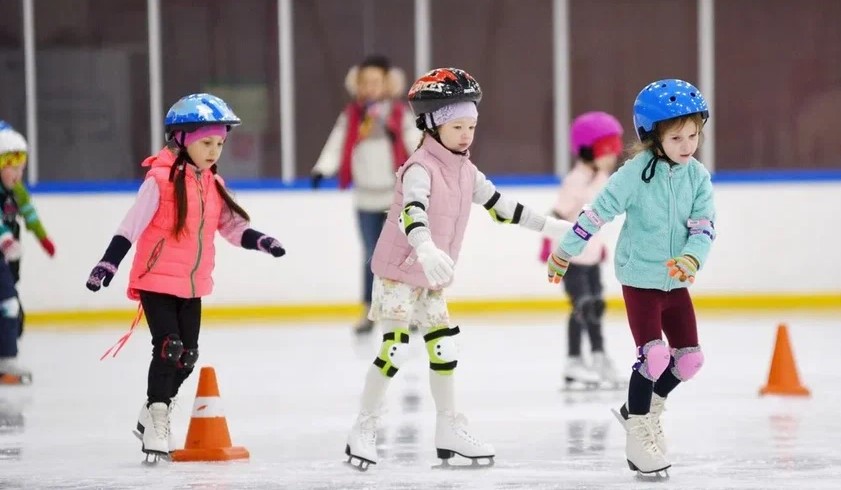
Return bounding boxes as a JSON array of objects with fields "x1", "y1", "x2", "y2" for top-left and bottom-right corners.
[
  {"x1": 357, "y1": 209, "x2": 387, "y2": 305},
  {"x1": 563, "y1": 263, "x2": 605, "y2": 357},
  {"x1": 622, "y1": 285, "x2": 698, "y2": 414},
  {"x1": 0, "y1": 257, "x2": 19, "y2": 358},
  {"x1": 140, "y1": 291, "x2": 202, "y2": 404}
]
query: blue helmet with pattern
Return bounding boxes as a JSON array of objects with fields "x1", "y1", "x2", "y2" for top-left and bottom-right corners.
[
  {"x1": 633, "y1": 79, "x2": 708, "y2": 141},
  {"x1": 164, "y1": 93, "x2": 241, "y2": 135}
]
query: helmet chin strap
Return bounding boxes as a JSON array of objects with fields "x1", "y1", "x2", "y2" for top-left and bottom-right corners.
[{"x1": 641, "y1": 136, "x2": 677, "y2": 183}]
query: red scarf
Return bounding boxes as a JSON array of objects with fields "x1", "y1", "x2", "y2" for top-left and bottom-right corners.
[{"x1": 338, "y1": 101, "x2": 408, "y2": 189}]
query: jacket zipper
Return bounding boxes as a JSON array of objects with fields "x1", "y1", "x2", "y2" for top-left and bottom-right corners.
[
  {"x1": 189, "y1": 172, "x2": 206, "y2": 297},
  {"x1": 666, "y1": 165, "x2": 676, "y2": 290}
]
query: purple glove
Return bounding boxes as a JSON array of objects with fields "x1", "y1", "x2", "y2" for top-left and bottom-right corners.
[
  {"x1": 87, "y1": 261, "x2": 118, "y2": 291},
  {"x1": 258, "y1": 235, "x2": 285, "y2": 257}
]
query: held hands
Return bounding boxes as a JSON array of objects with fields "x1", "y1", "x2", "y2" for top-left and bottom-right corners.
[
  {"x1": 666, "y1": 255, "x2": 699, "y2": 283},
  {"x1": 86, "y1": 261, "x2": 118, "y2": 291},
  {"x1": 547, "y1": 248, "x2": 571, "y2": 284},
  {"x1": 0, "y1": 233, "x2": 21, "y2": 262},
  {"x1": 257, "y1": 235, "x2": 286, "y2": 257},
  {"x1": 540, "y1": 216, "x2": 573, "y2": 241},
  {"x1": 416, "y1": 240, "x2": 454, "y2": 288},
  {"x1": 40, "y1": 237, "x2": 56, "y2": 257}
]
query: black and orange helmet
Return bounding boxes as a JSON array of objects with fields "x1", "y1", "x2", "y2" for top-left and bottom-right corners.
[{"x1": 407, "y1": 68, "x2": 482, "y2": 115}]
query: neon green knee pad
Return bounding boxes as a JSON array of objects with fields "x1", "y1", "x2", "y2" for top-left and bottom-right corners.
[
  {"x1": 373, "y1": 328, "x2": 411, "y2": 377},
  {"x1": 424, "y1": 325, "x2": 460, "y2": 375}
]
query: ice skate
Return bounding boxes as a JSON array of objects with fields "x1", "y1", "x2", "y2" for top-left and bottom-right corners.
[
  {"x1": 134, "y1": 402, "x2": 171, "y2": 464},
  {"x1": 344, "y1": 411, "x2": 380, "y2": 471},
  {"x1": 592, "y1": 352, "x2": 626, "y2": 390},
  {"x1": 623, "y1": 414, "x2": 670, "y2": 480},
  {"x1": 562, "y1": 356, "x2": 600, "y2": 391},
  {"x1": 0, "y1": 357, "x2": 32, "y2": 385},
  {"x1": 612, "y1": 395, "x2": 667, "y2": 455},
  {"x1": 433, "y1": 411, "x2": 494, "y2": 469}
]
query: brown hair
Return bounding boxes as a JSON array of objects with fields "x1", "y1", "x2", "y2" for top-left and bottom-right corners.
[
  {"x1": 628, "y1": 113, "x2": 706, "y2": 157},
  {"x1": 165, "y1": 141, "x2": 250, "y2": 238}
]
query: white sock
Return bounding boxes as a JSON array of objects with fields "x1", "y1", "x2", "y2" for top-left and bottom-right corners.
[
  {"x1": 358, "y1": 319, "x2": 404, "y2": 413},
  {"x1": 429, "y1": 371, "x2": 456, "y2": 413}
]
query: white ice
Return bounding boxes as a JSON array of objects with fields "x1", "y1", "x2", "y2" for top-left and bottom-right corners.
[{"x1": 1, "y1": 311, "x2": 839, "y2": 489}]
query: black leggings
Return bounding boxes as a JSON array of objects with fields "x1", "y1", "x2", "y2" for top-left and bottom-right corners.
[
  {"x1": 140, "y1": 291, "x2": 201, "y2": 404},
  {"x1": 563, "y1": 263, "x2": 605, "y2": 357}
]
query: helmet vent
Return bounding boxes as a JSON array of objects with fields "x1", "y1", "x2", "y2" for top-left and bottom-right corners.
[{"x1": 669, "y1": 96, "x2": 677, "y2": 102}]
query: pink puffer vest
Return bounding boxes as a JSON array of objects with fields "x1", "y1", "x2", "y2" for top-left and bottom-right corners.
[
  {"x1": 371, "y1": 136, "x2": 477, "y2": 289},
  {"x1": 127, "y1": 148, "x2": 223, "y2": 300}
]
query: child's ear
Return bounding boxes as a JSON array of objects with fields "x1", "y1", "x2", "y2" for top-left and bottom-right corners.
[
  {"x1": 344, "y1": 66, "x2": 359, "y2": 98},
  {"x1": 386, "y1": 67, "x2": 406, "y2": 99}
]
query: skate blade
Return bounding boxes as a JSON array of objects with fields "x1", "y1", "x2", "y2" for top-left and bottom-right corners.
[
  {"x1": 344, "y1": 444, "x2": 375, "y2": 472},
  {"x1": 432, "y1": 449, "x2": 495, "y2": 470},
  {"x1": 628, "y1": 460, "x2": 670, "y2": 481},
  {"x1": 134, "y1": 430, "x2": 171, "y2": 463}
]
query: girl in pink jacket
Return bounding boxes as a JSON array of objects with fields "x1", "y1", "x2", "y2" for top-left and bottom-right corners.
[
  {"x1": 85, "y1": 94, "x2": 285, "y2": 462},
  {"x1": 541, "y1": 112, "x2": 624, "y2": 390},
  {"x1": 344, "y1": 68, "x2": 572, "y2": 471}
]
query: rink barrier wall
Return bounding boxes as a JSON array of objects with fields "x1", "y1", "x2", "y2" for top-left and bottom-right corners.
[{"x1": 19, "y1": 171, "x2": 841, "y2": 329}]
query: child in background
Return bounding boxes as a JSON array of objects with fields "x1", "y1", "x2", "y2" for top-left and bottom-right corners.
[
  {"x1": 547, "y1": 79, "x2": 715, "y2": 478},
  {"x1": 86, "y1": 94, "x2": 286, "y2": 461},
  {"x1": 540, "y1": 111, "x2": 623, "y2": 390},
  {"x1": 344, "y1": 68, "x2": 572, "y2": 470},
  {"x1": 311, "y1": 55, "x2": 420, "y2": 334},
  {"x1": 0, "y1": 121, "x2": 55, "y2": 384}
]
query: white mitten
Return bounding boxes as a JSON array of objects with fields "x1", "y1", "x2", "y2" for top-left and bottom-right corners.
[
  {"x1": 540, "y1": 216, "x2": 573, "y2": 240},
  {"x1": 415, "y1": 240, "x2": 455, "y2": 288}
]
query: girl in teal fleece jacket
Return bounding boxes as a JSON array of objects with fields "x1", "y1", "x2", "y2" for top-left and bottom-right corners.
[{"x1": 547, "y1": 79, "x2": 716, "y2": 476}]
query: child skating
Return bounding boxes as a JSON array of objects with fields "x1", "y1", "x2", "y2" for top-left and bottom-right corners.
[
  {"x1": 344, "y1": 67, "x2": 572, "y2": 471},
  {"x1": 547, "y1": 79, "x2": 715, "y2": 479}
]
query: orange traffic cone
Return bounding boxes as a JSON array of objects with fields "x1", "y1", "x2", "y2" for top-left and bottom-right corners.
[
  {"x1": 171, "y1": 366, "x2": 250, "y2": 461},
  {"x1": 759, "y1": 324, "x2": 810, "y2": 397}
]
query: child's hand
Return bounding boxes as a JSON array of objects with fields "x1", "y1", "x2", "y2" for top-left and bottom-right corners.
[
  {"x1": 258, "y1": 235, "x2": 286, "y2": 257},
  {"x1": 416, "y1": 241, "x2": 454, "y2": 288},
  {"x1": 40, "y1": 237, "x2": 56, "y2": 257},
  {"x1": 86, "y1": 261, "x2": 118, "y2": 291},
  {"x1": 540, "y1": 216, "x2": 573, "y2": 240},
  {"x1": 547, "y1": 248, "x2": 571, "y2": 284},
  {"x1": 0, "y1": 233, "x2": 21, "y2": 262},
  {"x1": 666, "y1": 255, "x2": 699, "y2": 283}
]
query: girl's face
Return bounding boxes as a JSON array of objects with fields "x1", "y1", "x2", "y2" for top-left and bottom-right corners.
[
  {"x1": 660, "y1": 120, "x2": 700, "y2": 165},
  {"x1": 437, "y1": 117, "x2": 477, "y2": 153},
  {"x1": 593, "y1": 153, "x2": 618, "y2": 173},
  {"x1": 0, "y1": 162, "x2": 25, "y2": 189},
  {"x1": 357, "y1": 67, "x2": 387, "y2": 103},
  {"x1": 186, "y1": 135, "x2": 225, "y2": 170}
]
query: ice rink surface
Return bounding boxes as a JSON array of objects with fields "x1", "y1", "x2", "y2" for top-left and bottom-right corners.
[{"x1": 1, "y1": 311, "x2": 839, "y2": 489}]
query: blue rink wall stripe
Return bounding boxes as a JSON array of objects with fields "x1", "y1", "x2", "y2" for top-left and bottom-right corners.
[{"x1": 27, "y1": 169, "x2": 841, "y2": 194}]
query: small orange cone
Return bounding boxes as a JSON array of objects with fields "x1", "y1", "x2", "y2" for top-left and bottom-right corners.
[
  {"x1": 759, "y1": 324, "x2": 810, "y2": 397},
  {"x1": 171, "y1": 366, "x2": 250, "y2": 461}
]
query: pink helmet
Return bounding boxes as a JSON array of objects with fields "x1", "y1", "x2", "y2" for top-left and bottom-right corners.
[{"x1": 570, "y1": 111, "x2": 624, "y2": 158}]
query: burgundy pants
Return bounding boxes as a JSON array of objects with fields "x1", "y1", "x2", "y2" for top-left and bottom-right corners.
[{"x1": 621, "y1": 285, "x2": 698, "y2": 349}]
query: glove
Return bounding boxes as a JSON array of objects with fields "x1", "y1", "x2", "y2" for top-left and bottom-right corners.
[
  {"x1": 415, "y1": 240, "x2": 454, "y2": 288},
  {"x1": 0, "y1": 233, "x2": 21, "y2": 262},
  {"x1": 258, "y1": 235, "x2": 286, "y2": 257},
  {"x1": 599, "y1": 244, "x2": 609, "y2": 263},
  {"x1": 547, "y1": 248, "x2": 571, "y2": 284},
  {"x1": 540, "y1": 216, "x2": 573, "y2": 240},
  {"x1": 666, "y1": 255, "x2": 699, "y2": 283},
  {"x1": 310, "y1": 172, "x2": 324, "y2": 189},
  {"x1": 539, "y1": 237, "x2": 552, "y2": 262},
  {"x1": 40, "y1": 237, "x2": 56, "y2": 257},
  {"x1": 86, "y1": 261, "x2": 118, "y2": 291}
]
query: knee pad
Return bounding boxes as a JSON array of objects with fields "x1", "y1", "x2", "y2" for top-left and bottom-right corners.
[
  {"x1": 424, "y1": 325, "x2": 460, "y2": 375},
  {"x1": 158, "y1": 335, "x2": 184, "y2": 366},
  {"x1": 373, "y1": 328, "x2": 411, "y2": 378},
  {"x1": 1, "y1": 297, "x2": 20, "y2": 319},
  {"x1": 633, "y1": 339, "x2": 670, "y2": 381},
  {"x1": 671, "y1": 346, "x2": 704, "y2": 381},
  {"x1": 179, "y1": 348, "x2": 199, "y2": 369}
]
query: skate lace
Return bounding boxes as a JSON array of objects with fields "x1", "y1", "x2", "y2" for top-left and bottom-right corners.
[
  {"x1": 628, "y1": 416, "x2": 661, "y2": 456},
  {"x1": 648, "y1": 399, "x2": 666, "y2": 443},
  {"x1": 149, "y1": 405, "x2": 170, "y2": 440},
  {"x1": 452, "y1": 413, "x2": 482, "y2": 447},
  {"x1": 358, "y1": 413, "x2": 380, "y2": 446}
]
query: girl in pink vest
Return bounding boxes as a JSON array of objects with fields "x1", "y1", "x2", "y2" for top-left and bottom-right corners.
[
  {"x1": 344, "y1": 68, "x2": 573, "y2": 471},
  {"x1": 85, "y1": 94, "x2": 285, "y2": 462},
  {"x1": 540, "y1": 111, "x2": 625, "y2": 391},
  {"x1": 310, "y1": 55, "x2": 421, "y2": 335}
]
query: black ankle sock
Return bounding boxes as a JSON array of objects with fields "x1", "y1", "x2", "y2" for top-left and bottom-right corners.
[
  {"x1": 627, "y1": 370, "x2": 654, "y2": 415},
  {"x1": 653, "y1": 367, "x2": 681, "y2": 398}
]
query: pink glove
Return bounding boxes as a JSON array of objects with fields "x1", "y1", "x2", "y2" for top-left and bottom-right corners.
[
  {"x1": 539, "y1": 237, "x2": 552, "y2": 262},
  {"x1": 40, "y1": 237, "x2": 56, "y2": 257}
]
